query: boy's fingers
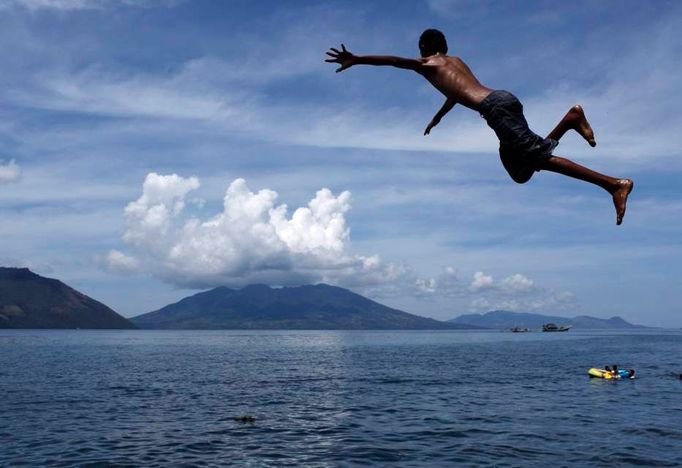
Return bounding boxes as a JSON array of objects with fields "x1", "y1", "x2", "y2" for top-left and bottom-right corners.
[
  {"x1": 330, "y1": 48, "x2": 340, "y2": 54},
  {"x1": 325, "y1": 59, "x2": 336, "y2": 63},
  {"x1": 326, "y1": 51, "x2": 336, "y2": 57},
  {"x1": 341, "y1": 44, "x2": 347, "y2": 52}
]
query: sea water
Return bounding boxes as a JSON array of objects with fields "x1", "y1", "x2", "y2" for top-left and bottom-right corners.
[{"x1": 1, "y1": 329, "x2": 681, "y2": 466}]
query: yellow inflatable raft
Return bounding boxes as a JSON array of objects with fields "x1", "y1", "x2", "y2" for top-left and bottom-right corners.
[
  {"x1": 588, "y1": 368, "x2": 615, "y2": 379},
  {"x1": 588, "y1": 368, "x2": 633, "y2": 379}
]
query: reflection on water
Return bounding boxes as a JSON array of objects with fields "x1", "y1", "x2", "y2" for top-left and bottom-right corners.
[{"x1": 1, "y1": 329, "x2": 681, "y2": 466}]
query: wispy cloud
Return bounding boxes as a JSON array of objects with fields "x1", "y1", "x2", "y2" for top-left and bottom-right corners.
[
  {"x1": 10, "y1": 20, "x2": 681, "y2": 168},
  {"x1": 0, "y1": 159, "x2": 21, "y2": 184},
  {"x1": 4, "y1": 0, "x2": 182, "y2": 11},
  {"x1": 425, "y1": 0, "x2": 491, "y2": 18}
]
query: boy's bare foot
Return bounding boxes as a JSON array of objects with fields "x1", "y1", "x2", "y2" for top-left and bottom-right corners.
[
  {"x1": 611, "y1": 179, "x2": 634, "y2": 225},
  {"x1": 567, "y1": 105, "x2": 596, "y2": 147}
]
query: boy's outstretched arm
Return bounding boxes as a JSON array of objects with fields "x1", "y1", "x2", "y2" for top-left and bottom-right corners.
[
  {"x1": 424, "y1": 98, "x2": 456, "y2": 135},
  {"x1": 326, "y1": 44, "x2": 423, "y2": 73}
]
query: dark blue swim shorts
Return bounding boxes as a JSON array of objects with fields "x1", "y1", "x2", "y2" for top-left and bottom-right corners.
[{"x1": 479, "y1": 90, "x2": 558, "y2": 184}]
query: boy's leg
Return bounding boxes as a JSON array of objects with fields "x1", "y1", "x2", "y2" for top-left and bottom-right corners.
[
  {"x1": 540, "y1": 105, "x2": 632, "y2": 224},
  {"x1": 547, "y1": 105, "x2": 596, "y2": 147},
  {"x1": 538, "y1": 155, "x2": 633, "y2": 225}
]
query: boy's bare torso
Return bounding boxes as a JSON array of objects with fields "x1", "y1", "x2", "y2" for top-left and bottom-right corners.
[{"x1": 417, "y1": 55, "x2": 493, "y2": 111}]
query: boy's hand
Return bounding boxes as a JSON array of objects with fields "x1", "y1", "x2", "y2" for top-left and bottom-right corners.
[
  {"x1": 325, "y1": 44, "x2": 356, "y2": 73},
  {"x1": 424, "y1": 118, "x2": 440, "y2": 135}
]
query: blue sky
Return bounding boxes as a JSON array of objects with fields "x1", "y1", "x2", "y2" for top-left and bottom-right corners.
[{"x1": 1, "y1": 0, "x2": 681, "y2": 326}]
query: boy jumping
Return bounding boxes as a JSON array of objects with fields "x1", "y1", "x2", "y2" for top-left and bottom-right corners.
[{"x1": 326, "y1": 29, "x2": 633, "y2": 225}]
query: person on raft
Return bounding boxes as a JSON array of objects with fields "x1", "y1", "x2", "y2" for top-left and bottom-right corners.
[
  {"x1": 325, "y1": 29, "x2": 634, "y2": 225},
  {"x1": 607, "y1": 365, "x2": 635, "y2": 379}
]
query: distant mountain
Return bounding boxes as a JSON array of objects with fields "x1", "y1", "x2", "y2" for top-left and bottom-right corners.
[
  {"x1": 132, "y1": 283, "x2": 474, "y2": 330},
  {"x1": 0, "y1": 267, "x2": 135, "y2": 329},
  {"x1": 449, "y1": 310, "x2": 644, "y2": 330}
]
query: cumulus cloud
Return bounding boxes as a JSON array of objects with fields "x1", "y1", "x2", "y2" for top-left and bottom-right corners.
[
  {"x1": 415, "y1": 266, "x2": 458, "y2": 296},
  {"x1": 470, "y1": 289, "x2": 576, "y2": 313},
  {"x1": 470, "y1": 271, "x2": 494, "y2": 291},
  {"x1": 415, "y1": 277, "x2": 437, "y2": 294},
  {"x1": 412, "y1": 268, "x2": 574, "y2": 312},
  {"x1": 501, "y1": 273, "x2": 535, "y2": 293},
  {"x1": 0, "y1": 159, "x2": 21, "y2": 184},
  {"x1": 109, "y1": 173, "x2": 401, "y2": 289},
  {"x1": 468, "y1": 272, "x2": 536, "y2": 295},
  {"x1": 466, "y1": 271, "x2": 575, "y2": 312},
  {"x1": 107, "y1": 174, "x2": 578, "y2": 312},
  {"x1": 105, "y1": 249, "x2": 139, "y2": 274},
  {"x1": 122, "y1": 173, "x2": 200, "y2": 248}
]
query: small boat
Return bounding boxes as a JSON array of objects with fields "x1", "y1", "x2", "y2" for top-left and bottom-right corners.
[
  {"x1": 588, "y1": 368, "x2": 634, "y2": 379},
  {"x1": 510, "y1": 326, "x2": 530, "y2": 333},
  {"x1": 542, "y1": 323, "x2": 571, "y2": 332}
]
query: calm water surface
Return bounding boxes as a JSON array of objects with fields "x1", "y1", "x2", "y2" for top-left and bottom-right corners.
[{"x1": 1, "y1": 329, "x2": 681, "y2": 466}]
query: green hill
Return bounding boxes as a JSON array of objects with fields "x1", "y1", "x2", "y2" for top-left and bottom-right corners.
[
  {"x1": 0, "y1": 267, "x2": 134, "y2": 329},
  {"x1": 449, "y1": 310, "x2": 644, "y2": 330},
  {"x1": 132, "y1": 283, "x2": 473, "y2": 330}
]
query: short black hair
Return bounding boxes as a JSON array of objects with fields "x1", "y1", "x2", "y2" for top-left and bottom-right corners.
[{"x1": 419, "y1": 29, "x2": 448, "y2": 56}]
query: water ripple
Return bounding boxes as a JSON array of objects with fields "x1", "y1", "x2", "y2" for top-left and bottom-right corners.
[{"x1": 1, "y1": 329, "x2": 682, "y2": 466}]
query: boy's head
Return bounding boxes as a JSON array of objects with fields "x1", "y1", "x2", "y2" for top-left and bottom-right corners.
[{"x1": 419, "y1": 29, "x2": 448, "y2": 57}]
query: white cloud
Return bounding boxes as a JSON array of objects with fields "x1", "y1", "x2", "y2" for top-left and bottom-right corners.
[
  {"x1": 122, "y1": 172, "x2": 200, "y2": 248},
  {"x1": 10, "y1": 8, "x2": 679, "y2": 166},
  {"x1": 19, "y1": 59, "x2": 672, "y2": 168},
  {"x1": 21, "y1": 69, "x2": 236, "y2": 122},
  {"x1": 0, "y1": 159, "x2": 21, "y2": 184},
  {"x1": 469, "y1": 272, "x2": 536, "y2": 295},
  {"x1": 470, "y1": 289, "x2": 576, "y2": 313},
  {"x1": 416, "y1": 277, "x2": 437, "y2": 294},
  {"x1": 414, "y1": 266, "x2": 459, "y2": 296},
  {"x1": 4, "y1": 0, "x2": 182, "y2": 11},
  {"x1": 466, "y1": 272, "x2": 574, "y2": 312},
  {"x1": 0, "y1": 256, "x2": 30, "y2": 268},
  {"x1": 412, "y1": 269, "x2": 572, "y2": 312},
  {"x1": 470, "y1": 271, "x2": 493, "y2": 291},
  {"x1": 425, "y1": 0, "x2": 487, "y2": 18},
  {"x1": 105, "y1": 249, "x2": 139, "y2": 274},
  {"x1": 501, "y1": 273, "x2": 535, "y2": 293},
  {"x1": 111, "y1": 173, "x2": 401, "y2": 289},
  {"x1": 7, "y1": 0, "x2": 100, "y2": 9}
]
